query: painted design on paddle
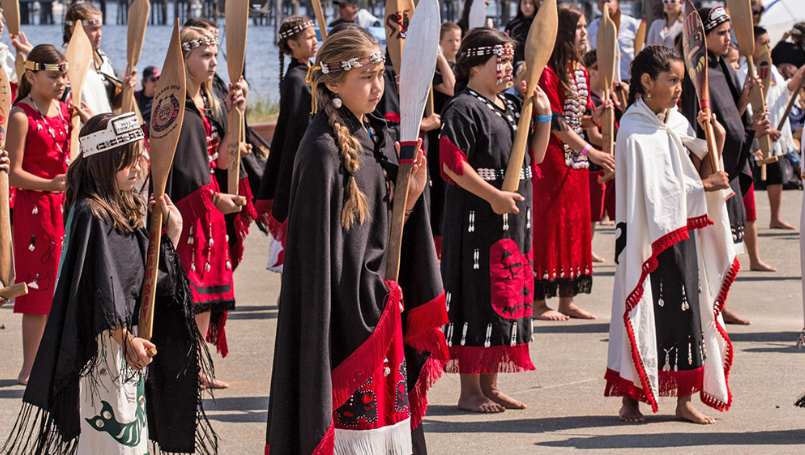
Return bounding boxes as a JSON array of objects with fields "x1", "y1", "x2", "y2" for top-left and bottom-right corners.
[
  {"x1": 152, "y1": 92, "x2": 181, "y2": 135},
  {"x1": 683, "y1": 15, "x2": 706, "y2": 79},
  {"x1": 385, "y1": 10, "x2": 411, "y2": 40},
  {"x1": 758, "y1": 59, "x2": 771, "y2": 86},
  {"x1": 85, "y1": 380, "x2": 147, "y2": 446}
]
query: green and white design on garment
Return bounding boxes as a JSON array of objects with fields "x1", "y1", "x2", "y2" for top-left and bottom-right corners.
[{"x1": 85, "y1": 377, "x2": 147, "y2": 447}]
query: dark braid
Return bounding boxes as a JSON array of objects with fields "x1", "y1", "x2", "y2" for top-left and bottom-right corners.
[
  {"x1": 628, "y1": 44, "x2": 684, "y2": 107},
  {"x1": 277, "y1": 15, "x2": 312, "y2": 91}
]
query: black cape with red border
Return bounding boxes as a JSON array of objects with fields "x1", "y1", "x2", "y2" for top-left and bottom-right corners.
[
  {"x1": 2, "y1": 196, "x2": 216, "y2": 454},
  {"x1": 265, "y1": 109, "x2": 449, "y2": 454}
]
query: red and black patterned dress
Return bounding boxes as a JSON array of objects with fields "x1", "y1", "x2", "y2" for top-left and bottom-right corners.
[
  {"x1": 12, "y1": 101, "x2": 70, "y2": 314},
  {"x1": 533, "y1": 63, "x2": 594, "y2": 300}
]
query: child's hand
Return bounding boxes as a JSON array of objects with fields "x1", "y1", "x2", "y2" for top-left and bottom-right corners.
[
  {"x1": 532, "y1": 85, "x2": 551, "y2": 117},
  {"x1": 124, "y1": 336, "x2": 156, "y2": 370},
  {"x1": 49, "y1": 174, "x2": 66, "y2": 193},
  {"x1": 490, "y1": 190, "x2": 524, "y2": 215},
  {"x1": 702, "y1": 171, "x2": 730, "y2": 192},
  {"x1": 0, "y1": 149, "x2": 9, "y2": 173},
  {"x1": 420, "y1": 113, "x2": 441, "y2": 132},
  {"x1": 70, "y1": 102, "x2": 93, "y2": 124},
  {"x1": 215, "y1": 192, "x2": 246, "y2": 214}
]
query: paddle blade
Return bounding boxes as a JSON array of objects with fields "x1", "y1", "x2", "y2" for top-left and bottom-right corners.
[
  {"x1": 384, "y1": 0, "x2": 415, "y2": 74},
  {"x1": 0, "y1": 0, "x2": 20, "y2": 37},
  {"x1": 468, "y1": 0, "x2": 486, "y2": 29},
  {"x1": 226, "y1": 0, "x2": 249, "y2": 83},
  {"x1": 758, "y1": 44, "x2": 772, "y2": 98},
  {"x1": 634, "y1": 20, "x2": 647, "y2": 54},
  {"x1": 725, "y1": 0, "x2": 755, "y2": 58},
  {"x1": 66, "y1": 20, "x2": 93, "y2": 162},
  {"x1": 596, "y1": 6, "x2": 617, "y2": 94},
  {"x1": 523, "y1": 0, "x2": 557, "y2": 92},
  {"x1": 398, "y1": 0, "x2": 440, "y2": 145},
  {"x1": 312, "y1": 0, "x2": 328, "y2": 39},
  {"x1": 127, "y1": 0, "x2": 150, "y2": 68},
  {"x1": 682, "y1": 0, "x2": 709, "y2": 104},
  {"x1": 148, "y1": 20, "x2": 187, "y2": 196}
]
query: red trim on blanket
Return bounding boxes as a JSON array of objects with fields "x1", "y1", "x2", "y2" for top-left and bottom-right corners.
[
  {"x1": 700, "y1": 256, "x2": 739, "y2": 412},
  {"x1": 207, "y1": 309, "x2": 229, "y2": 358},
  {"x1": 444, "y1": 344, "x2": 535, "y2": 375},
  {"x1": 658, "y1": 367, "x2": 704, "y2": 397},
  {"x1": 231, "y1": 177, "x2": 258, "y2": 271},
  {"x1": 404, "y1": 291, "x2": 450, "y2": 358},
  {"x1": 385, "y1": 113, "x2": 401, "y2": 124},
  {"x1": 255, "y1": 198, "x2": 273, "y2": 229},
  {"x1": 409, "y1": 356, "x2": 443, "y2": 430},
  {"x1": 687, "y1": 214, "x2": 714, "y2": 231},
  {"x1": 604, "y1": 368, "x2": 648, "y2": 403},
  {"x1": 439, "y1": 136, "x2": 468, "y2": 187},
  {"x1": 312, "y1": 422, "x2": 335, "y2": 455},
  {"x1": 331, "y1": 280, "x2": 402, "y2": 412}
]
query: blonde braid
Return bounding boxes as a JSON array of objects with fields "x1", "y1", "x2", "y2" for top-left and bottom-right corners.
[{"x1": 318, "y1": 88, "x2": 369, "y2": 230}]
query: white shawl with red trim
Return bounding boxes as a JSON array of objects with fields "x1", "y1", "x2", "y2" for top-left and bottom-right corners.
[{"x1": 607, "y1": 99, "x2": 737, "y2": 413}]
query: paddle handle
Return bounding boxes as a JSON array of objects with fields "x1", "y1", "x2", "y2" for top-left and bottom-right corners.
[
  {"x1": 385, "y1": 145, "x2": 416, "y2": 282},
  {"x1": 227, "y1": 108, "x2": 242, "y2": 196},
  {"x1": 777, "y1": 78, "x2": 804, "y2": 131},
  {"x1": 120, "y1": 78, "x2": 135, "y2": 114},
  {"x1": 14, "y1": 54, "x2": 24, "y2": 87},
  {"x1": 744, "y1": 58, "x2": 772, "y2": 162},
  {"x1": 138, "y1": 210, "x2": 163, "y2": 342},
  {"x1": 70, "y1": 114, "x2": 81, "y2": 163},
  {"x1": 425, "y1": 86, "x2": 434, "y2": 117},
  {"x1": 312, "y1": 0, "x2": 328, "y2": 40},
  {"x1": 502, "y1": 98, "x2": 533, "y2": 193},
  {"x1": 0, "y1": 170, "x2": 13, "y2": 288},
  {"x1": 701, "y1": 106, "x2": 722, "y2": 173},
  {"x1": 0, "y1": 283, "x2": 27, "y2": 301},
  {"x1": 598, "y1": 97, "x2": 615, "y2": 183}
]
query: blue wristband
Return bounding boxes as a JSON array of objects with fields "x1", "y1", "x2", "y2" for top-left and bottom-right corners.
[{"x1": 536, "y1": 113, "x2": 552, "y2": 124}]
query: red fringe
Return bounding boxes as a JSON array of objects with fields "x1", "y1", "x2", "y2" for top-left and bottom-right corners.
[
  {"x1": 206, "y1": 309, "x2": 229, "y2": 358},
  {"x1": 700, "y1": 256, "x2": 739, "y2": 412},
  {"x1": 604, "y1": 368, "x2": 648, "y2": 403},
  {"x1": 331, "y1": 280, "x2": 401, "y2": 412},
  {"x1": 230, "y1": 177, "x2": 258, "y2": 271},
  {"x1": 658, "y1": 367, "x2": 703, "y2": 397},
  {"x1": 409, "y1": 356, "x2": 444, "y2": 430},
  {"x1": 439, "y1": 137, "x2": 468, "y2": 187},
  {"x1": 404, "y1": 292, "x2": 450, "y2": 359},
  {"x1": 174, "y1": 183, "x2": 217, "y2": 228},
  {"x1": 385, "y1": 113, "x2": 401, "y2": 124},
  {"x1": 444, "y1": 344, "x2": 535, "y2": 375},
  {"x1": 687, "y1": 214, "x2": 714, "y2": 231},
  {"x1": 255, "y1": 199, "x2": 273, "y2": 228}
]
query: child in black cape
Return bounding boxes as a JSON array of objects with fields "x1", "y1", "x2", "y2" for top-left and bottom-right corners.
[
  {"x1": 265, "y1": 29, "x2": 448, "y2": 454},
  {"x1": 2, "y1": 112, "x2": 216, "y2": 454}
]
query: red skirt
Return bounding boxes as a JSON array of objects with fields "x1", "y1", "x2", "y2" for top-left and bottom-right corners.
[
  {"x1": 743, "y1": 183, "x2": 757, "y2": 223},
  {"x1": 589, "y1": 170, "x2": 616, "y2": 222},
  {"x1": 12, "y1": 190, "x2": 65, "y2": 314}
]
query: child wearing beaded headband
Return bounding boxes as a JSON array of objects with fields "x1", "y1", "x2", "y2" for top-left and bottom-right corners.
[
  {"x1": 6, "y1": 44, "x2": 91, "y2": 386},
  {"x1": 439, "y1": 26, "x2": 551, "y2": 413},
  {"x1": 267, "y1": 27, "x2": 447, "y2": 454},
  {"x1": 255, "y1": 15, "x2": 317, "y2": 277}
]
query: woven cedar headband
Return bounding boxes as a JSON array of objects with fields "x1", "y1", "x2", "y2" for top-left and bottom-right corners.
[
  {"x1": 279, "y1": 20, "x2": 314, "y2": 40},
  {"x1": 182, "y1": 36, "x2": 219, "y2": 52}
]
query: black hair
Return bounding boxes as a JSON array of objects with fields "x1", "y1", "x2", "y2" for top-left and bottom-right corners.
[
  {"x1": 455, "y1": 27, "x2": 516, "y2": 92},
  {"x1": 583, "y1": 49, "x2": 597, "y2": 71},
  {"x1": 754, "y1": 25, "x2": 768, "y2": 38},
  {"x1": 628, "y1": 44, "x2": 684, "y2": 106}
]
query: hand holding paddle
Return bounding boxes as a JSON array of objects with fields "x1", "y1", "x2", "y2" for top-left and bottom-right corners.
[{"x1": 501, "y1": 0, "x2": 558, "y2": 193}]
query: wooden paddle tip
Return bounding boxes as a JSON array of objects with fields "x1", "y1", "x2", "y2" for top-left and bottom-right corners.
[
  {"x1": 757, "y1": 156, "x2": 779, "y2": 166},
  {"x1": 146, "y1": 347, "x2": 158, "y2": 357},
  {"x1": 598, "y1": 173, "x2": 615, "y2": 184}
]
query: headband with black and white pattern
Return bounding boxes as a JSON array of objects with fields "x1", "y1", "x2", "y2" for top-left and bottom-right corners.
[{"x1": 280, "y1": 20, "x2": 314, "y2": 40}]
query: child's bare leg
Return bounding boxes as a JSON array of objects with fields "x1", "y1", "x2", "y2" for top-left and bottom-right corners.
[
  {"x1": 533, "y1": 298, "x2": 569, "y2": 321},
  {"x1": 458, "y1": 373, "x2": 505, "y2": 413},
  {"x1": 481, "y1": 373, "x2": 526, "y2": 409},
  {"x1": 676, "y1": 395, "x2": 715, "y2": 424},
  {"x1": 619, "y1": 395, "x2": 644, "y2": 422},
  {"x1": 196, "y1": 311, "x2": 229, "y2": 389},
  {"x1": 558, "y1": 296, "x2": 597, "y2": 319},
  {"x1": 18, "y1": 314, "x2": 47, "y2": 385}
]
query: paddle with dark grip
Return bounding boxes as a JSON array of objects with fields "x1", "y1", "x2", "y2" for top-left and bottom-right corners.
[
  {"x1": 502, "y1": 0, "x2": 558, "y2": 193},
  {"x1": 726, "y1": 0, "x2": 776, "y2": 167},
  {"x1": 66, "y1": 20, "x2": 93, "y2": 163},
  {"x1": 0, "y1": 66, "x2": 26, "y2": 302},
  {"x1": 0, "y1": 0, "x2": 24, "y2": 84},
  {"x1": 596, "y1": 6, "x2": 618, "y2": 184},
  {"x1": 385, "y1": 0, "x2": 439, "y2": 282},
  {"x1": 139, "y1": 21, "x2": 187, "y2": 357},
  {"x1": 121, "y1": 0, "x2": 150, "y2": 116},
  {"x1": 226, "y1": 0, "x2": 249, "y2": 198},
  {"x1": 682, "y1": 0, "x2": 721, "y2": 173},
  {"x1": 757, "y1": 44, "x2": 772, "y2": 181}
]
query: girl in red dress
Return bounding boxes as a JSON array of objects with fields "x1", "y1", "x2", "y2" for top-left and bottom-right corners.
[
  {"x1": 7, "y1": 45, "x2": 89, "y2": 384},
  {"x1": 532, "y1": 4, "x2": 614, "y2": 321}
]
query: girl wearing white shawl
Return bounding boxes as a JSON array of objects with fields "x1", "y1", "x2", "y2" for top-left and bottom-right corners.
[{"x1": 606, "y1": 46, "x2": 738, "y2": 424}]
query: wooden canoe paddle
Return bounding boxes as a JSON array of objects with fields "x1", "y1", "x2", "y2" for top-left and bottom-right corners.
[
  {"x1": 0, "y1": 66, "x2": 26, "y2": 302},
  {"x1": 65, "y1": 20, "x2": 93, "y2": 163},
  {"x1": 139, "y1": 20, "x2": 187, "y2": 357},
  {"x1": 121, "y1": 0, "x2": 150, "y2": 116},
  {"x1": 777, "y1": 78, "x2": 804, "y2": 132},
  {"x1": 468, "y1": 0, "x2": 486, "y2": 29},
  {"x1": 384, "y1": 0, "x2": 415, "y2": 75},
  {"x1": 726, "y1": 0, "x2": 777, "y2": 167},
  {"x1": 596, "y1": 6, "x2": 617, "y2": 184},
  {"x1": 682, "y1": 0, "x2": 721, "y2": 173},
  {"x1": 226, "y1": 0, "x2": 249, "y2": 198},
  {"x1": 501, "y1": 0, "x2": 558, "y2": 193},
  {"x1": 634, "y1": 20, "x2": 647, "y2": 54},
  {"x1": 385, "y1": 0, "x2": 439, "y2": 282},
  {"x1": 312, "y1": 0, "x2": 328, "y2": 40},
  {"x1": 0, "y1": 0, "x2": 25, "y2": 85},
  {"x1": 757, "y1": 43, "x2": 772, "y2": 181}
]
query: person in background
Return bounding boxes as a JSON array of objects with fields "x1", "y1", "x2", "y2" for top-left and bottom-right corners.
[
  {"x1": 772, "y1": 22, "x2": 805, "y2": 69},
  {"x1": 751, "y1": 0, "x2": 764, "y2": 26},
  {"x1": 134, "y1": 65, "x2": 159, "y2": 129},
  {"x1": 505, "y1": 0, "x2": 538, "y2": 63},
  {"x1": 329, "y1": 0, "x2": 380, "y2": 29},
  {"x1": 647, "y1": 0, "x2": 683, "y2": 49},
  {"x1": 587, "y1": 0, "x2": 641, "y2": 82},
  {"x1": 725, "y1": 43, "x2": 741, "y2": 72}
]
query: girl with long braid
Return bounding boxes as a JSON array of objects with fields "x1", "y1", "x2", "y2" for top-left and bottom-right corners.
[{"x1": 265, "y1": 28, "x2": 448, "y2": 454}]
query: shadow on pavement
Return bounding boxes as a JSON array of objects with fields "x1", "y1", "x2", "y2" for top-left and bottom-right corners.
[
  {"x1": 422, "y1": 414, "x2": 624, "y2": 433},
  {"x1": 728, "y1": 331, "x2": 799, "y2": 343},
  {"x1": 734, "y1": 276, "x2": 801, "y2": 282},
  {"x1": 534, "y1": 429, "x2": 805, "y2": 449},
  {"x1": 203, "y1": 396, "x2": 269, "y2": 423},
  {"x1": 533, "y1": 323, "x2": 610, "y2": 334},
  {"x1": 227, "y1": 305, "x2": 278, "y2": 320}
]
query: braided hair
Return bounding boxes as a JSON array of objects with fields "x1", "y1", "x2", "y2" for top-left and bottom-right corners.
[
  {"x1": 278, "y1": 16, "x2": 314, "y2": 92},
  {"x1": 628, "y1": 44, "x2": 683, "y2": 106}
]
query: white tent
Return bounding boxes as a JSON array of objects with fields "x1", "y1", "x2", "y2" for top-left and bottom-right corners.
[{"x1": 760, "y1": 0, "x2": 805, "y2": 47}]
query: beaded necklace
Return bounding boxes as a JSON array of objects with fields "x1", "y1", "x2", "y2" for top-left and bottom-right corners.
[{"x1": 27, "y1": 94, "x2": 68, "y2": 159}]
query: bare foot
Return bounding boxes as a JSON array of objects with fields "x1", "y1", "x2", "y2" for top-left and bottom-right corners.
[
  {"x1": 722, "y1": 308, "x2": 750, "y2": 325},
  {"x1": 558, "y1": 301, "x2": 597, "y2": 319},
  {"x1": 481, "y1": 382, "x2": 526, "y2": 409},
  {"x1": 770, "y1": 220, "x2": 796, "y2": 230},
  {"x1": 458, "y1": 392, "x2": 506, "y2": 413},
  {"x1": 592, "y1": 251, "x2": 606, "y2": 263},
  {"x1": 17, "y1": 370, "x2": 29, "y2": 386},
  {"x1": 533, "y1": 303, "x2": 570, "y2": 321},
  {"x1": 749, "y1": 260, "x2": 777, "y2": 272},
  {"x1": 200, "y1": 374, "x2": 230, "y2": 389},
  {"x1": 619, "y1": 396, "x2": 644, "y2": 423},
  {"x1": 676, "y1": 398, "x2": 715, "y2": 424}
]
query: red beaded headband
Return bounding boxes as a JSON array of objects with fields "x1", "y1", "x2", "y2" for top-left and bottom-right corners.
[{"x1": 461, "y1": 44, "x2": 514, "y2": 85}]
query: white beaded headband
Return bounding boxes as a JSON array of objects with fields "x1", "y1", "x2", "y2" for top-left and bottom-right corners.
[
  {"x1": 24, "y1": 61, "x2": 68, "y2": 72},
  {"x1": 320, "y1": 52, "x2": 385, "y2": 74},
  {"x1": 460, "y1": 44, "x2": 514, "y2": 85},
  {"x1": 279, "y1": 20, "x2": 314, "y2": 40},
  {"x1": 182, "y1": 36, "x2": 219, "y2": 52},
  {"x1": 80, "y1": 112, "x2": 144, "y2": 158},
  {"x1": 65, "y1": 18, "x2": 102, "y2": 26}
]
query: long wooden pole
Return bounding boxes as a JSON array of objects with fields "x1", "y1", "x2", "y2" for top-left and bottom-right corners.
[
  {"x1": 596, "y1": 6, "x2": 618, "y2": 184},
  {"x1": 226, "y1": 0, "x2": 249, "y2": 198},
  {"x1": 65, "y1": 21, "x2": 93, "y2": 163},
  {"x1": 312, "y1": 0, "x2": 328, "y2": 40},
  {"x1": 0, "y1": 0, "x2": 25, "y2": 84}
]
